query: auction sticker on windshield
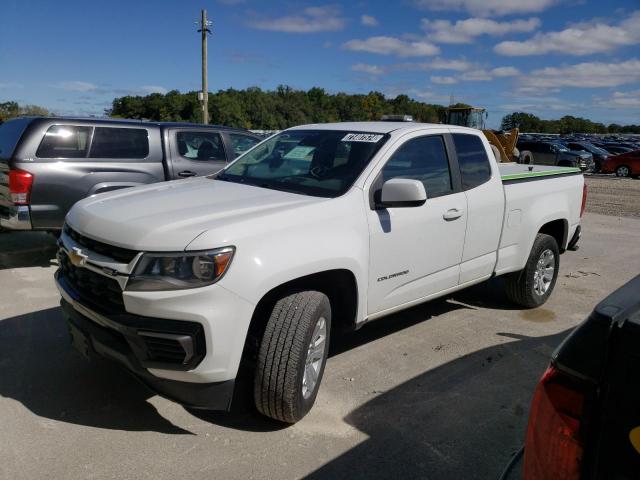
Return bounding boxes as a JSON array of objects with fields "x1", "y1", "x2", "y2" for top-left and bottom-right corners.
[
  {"x1": 342, "y1": 133, "x2": 384, "y2": 142},
  {"x1": 284, "y1": 146, "x2": 315, "y2": 160}
]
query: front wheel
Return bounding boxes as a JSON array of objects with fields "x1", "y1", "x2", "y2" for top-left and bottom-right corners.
[
  {"x1": 505, "y1": 233, "x2": 560, "y2": 308},
  {"x1": 254, "y1": 291, "x2": 331, "y2": 423},
  {"x1": 616, "y1": 165, "x2": 631, "y2": 177}
]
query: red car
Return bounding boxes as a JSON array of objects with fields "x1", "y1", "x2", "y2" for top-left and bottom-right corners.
[{"x1": 601, "y1": 150, "x2": 640, "y2": 177}]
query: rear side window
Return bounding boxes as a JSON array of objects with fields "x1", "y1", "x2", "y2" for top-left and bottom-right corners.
[
  {"x1": 176, "y1": 131, "x2": 225, "y2": 161},
  {"x1": 452, "y1": 133, "x2": 492, "y2": 190},
  {"x1": 229, "y1": 133, "x2": 260, "y2": 157},
  {"x1": 36, "y1": 125, "x2": 92, "y2": 158},
  {"x1": 382, "y1": 135, "x2": 453, "y2": 198},
  {"x1": 89, "y1": 127, "x2": 149, "y2": 159},
  {"x1": 0, "y1": 117, "x2": 31, "y2": 159}
]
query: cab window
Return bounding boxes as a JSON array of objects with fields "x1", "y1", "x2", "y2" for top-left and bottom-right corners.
[
  {"x1": 381, "y1": 135, "x2": 453, "y2": 198},
  {"x1": 452, "y1": 133, "x2": 492, "y2": 190},
  {"x1": 228, "y1": 133, "x2": 260, "y2": 157},
  {"x1": 176, "y1": 131, "x2": 226, "y2": 161}
]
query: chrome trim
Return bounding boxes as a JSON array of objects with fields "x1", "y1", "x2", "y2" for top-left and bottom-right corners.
[
  {"x1": 0, "y1": 205, "x2": 32, "y2": 230},
  {"x1": 58, "y1": 229, "x2": 144, "y2": 290}
]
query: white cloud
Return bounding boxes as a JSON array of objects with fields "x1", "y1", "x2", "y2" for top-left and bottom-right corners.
[
  {"x1": 422, "y1": 17, "x2": 540, "y2": 44},
  {"x1": 595, "y1": 90, "x2": 640, "y2": 109},
  {"x1": 495, "y1": 11, "x2": 640, "y2": 56},
  {"x1": 343, "y1": 36, "x2": 440, "y2": 57},
  {"x1": 352, "y1": 63, "x2": 385, "y2": 75},
  {"x1": 56, "y1": 81, "x2": 98, "y2": 92},
  {"x1": 461, "y1": 70, "x2": 492, "y2": 81},
  {"x1": 141, "y1": 85, "x2": 168, "y2": 94},
  {"x1": 393, "y1": 58, "x2": 474, "y2": 72},
  {"x1": 490, "y1": 66, "x2": 520, "y2": 77},
  {"x1": 250, "y1": 6, "x2": 345, "y2": 33},
  {"x1": 520, "y1": 59, "x2": 640, "y2": 89},
  {"x1": 431, "y1": 75, "x2": 458, "y2": 85},
  {"x1": 361, "y1": 15, "x2": 378, "y2": 27},
  {"x1": 411, "y1": 0, "x2": 558, "y2": 17}
]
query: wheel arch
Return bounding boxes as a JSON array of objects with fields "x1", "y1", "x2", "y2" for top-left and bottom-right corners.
[{"x1": 538, "y1": 218, "x2": 568, "y2": 253}]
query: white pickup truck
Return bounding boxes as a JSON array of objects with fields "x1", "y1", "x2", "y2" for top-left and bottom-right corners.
[{"x1": 55, "y1": 122, "x2": 586, "y2": 423}]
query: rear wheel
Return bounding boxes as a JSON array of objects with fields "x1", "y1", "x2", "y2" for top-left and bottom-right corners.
[
  {"x1": 616, "y1": 165, "x2": 631, "y2": 177},
  {"x1": 506, "y1": 233, "x2": 560, "y2": 308},
  {"x1": 254, "y1": 291, "x2": 331, "y2": 423}
]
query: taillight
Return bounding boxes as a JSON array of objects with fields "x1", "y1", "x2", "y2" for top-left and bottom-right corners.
[
  {"x1": 524, "y1": 365, "x2": 594, "y2": 480},
  {"x1": 9, "y1": 169, "x2": 33, "y2": 205},
  {"x1": 580, "y1": 182, "x2": 588, "y2": 217}
]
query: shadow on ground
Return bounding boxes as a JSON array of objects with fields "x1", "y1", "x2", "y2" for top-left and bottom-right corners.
[
  {"x1": 304, "y1": 327, "x2": 568, "y2": 480},
  {"x1": 0, "y1": 231, "x2": 58, "y2": 269},
  {"x1": 0, "y1": 307, "x2": 191, "y2": 434}
]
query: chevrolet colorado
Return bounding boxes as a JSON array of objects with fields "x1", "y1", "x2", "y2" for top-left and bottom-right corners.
[{"x1": 55, "y1": 122, "x2": 586, "y2": 423}]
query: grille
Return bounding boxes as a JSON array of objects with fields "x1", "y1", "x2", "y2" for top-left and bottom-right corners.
[
  {"x1": 64, "y1": 224, "x2": 138, "y2": 264},
  {"x1": 59, "y1": 251, "x2": 125, "y2": 314},
  {"x1": 141, "y1": 335, "x2": 189, "y2": 365}
]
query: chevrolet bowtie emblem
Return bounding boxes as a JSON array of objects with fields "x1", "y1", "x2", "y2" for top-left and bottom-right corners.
[{"x1": 68, "y1": 247, "x2": 88, "y2": 267}]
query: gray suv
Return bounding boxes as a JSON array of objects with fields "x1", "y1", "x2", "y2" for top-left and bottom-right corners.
[{"x1": 0, "y1": 117, "x2": 261, "y2": 231}]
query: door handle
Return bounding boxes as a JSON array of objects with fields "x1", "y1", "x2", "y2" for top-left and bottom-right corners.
[
  {"x1": 443, "y1": 208, "x2": 464, "y2": 221},
  {"x1": 178, "y1": 171, "x2": 197, "y2": 178}
]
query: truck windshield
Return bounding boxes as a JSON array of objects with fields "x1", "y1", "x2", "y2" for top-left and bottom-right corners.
[{"x1": 216, "y1": 130, "x2": 388, "y2": 197}]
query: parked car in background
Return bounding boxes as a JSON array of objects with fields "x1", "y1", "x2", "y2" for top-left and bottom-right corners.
[
  {"x1": 0, "y1": 117, "x2": 261, "y2": 231},
  {"x1": 522, "y1": 275, "x2": 640, "y2": 479},
  {"x1": 601, "y1": 150, "x2": 640, "y2": 177},
  {"x1": 562, "y1": 141, "x2": 609, "y2": 172},
  {"x1": 517, "y1": 140, "x2": 594, "y2": 171},
  {"x1": 596, "y1": 144, "x2": 635, "y2": 155}
]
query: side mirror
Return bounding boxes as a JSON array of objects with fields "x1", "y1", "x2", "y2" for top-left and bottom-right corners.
[{"x1": 376, "y1": 178, "x2": 427, "y2": 208}]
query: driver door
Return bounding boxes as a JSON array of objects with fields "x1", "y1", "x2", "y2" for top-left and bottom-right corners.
[{"x1": 366, "y1": 132, "x2": 467, "y2": 315}]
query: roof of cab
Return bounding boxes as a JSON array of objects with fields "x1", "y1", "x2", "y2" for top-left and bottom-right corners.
[
  {"x1": 287, "y1": 121, "x2": 478, "y2": 135},
  {"x1": 19, "y1": 116, "x2": 255, "y2": 133}
]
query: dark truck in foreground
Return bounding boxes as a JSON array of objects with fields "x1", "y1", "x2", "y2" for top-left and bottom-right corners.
[
  {"x1": 522, "y1": 274, "x2": 640, "y2": 479},
  {"x1": 0, "y1": 117, "x2": 261, "y2": 231}
]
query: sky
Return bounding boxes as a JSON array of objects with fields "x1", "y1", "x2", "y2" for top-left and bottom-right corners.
[{"x1": 1, "y1": 0, "x2": 639, "y2": 128}]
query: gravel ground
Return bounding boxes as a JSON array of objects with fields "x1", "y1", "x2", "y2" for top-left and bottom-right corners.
[
  {"x1": 585, "y1": 174, "x2": 640, "y2": 218},
  {"x1": 1, "y1": 213, "x2": 639, "y2": 480}
]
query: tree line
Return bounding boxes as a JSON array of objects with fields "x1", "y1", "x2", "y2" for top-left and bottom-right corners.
[
  {"x1": 501, "y1": 111, "x2": 640, "y2": 134},
  {"x1": 2, "y1": 89, "x2": 639, "y2": 134},
  {"x1": 107, "y1": 86, "x2": 447, "y2": 129}
]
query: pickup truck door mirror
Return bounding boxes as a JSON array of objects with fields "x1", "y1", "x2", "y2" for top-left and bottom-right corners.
[{"x1": 376, "y1": 178, "x2": 427, "y2": 208}]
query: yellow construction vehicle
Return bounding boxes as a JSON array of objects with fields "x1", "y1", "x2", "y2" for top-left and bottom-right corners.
[{"x1": 445, "y1": 106, "x2": 524, "y2": 163}]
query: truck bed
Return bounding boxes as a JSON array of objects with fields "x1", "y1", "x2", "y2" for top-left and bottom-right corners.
[{"x1": 498, "y1": 163, "x2": 581, "y2": 182}]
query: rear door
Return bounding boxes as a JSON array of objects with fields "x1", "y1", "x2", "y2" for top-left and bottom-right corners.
[{"x1": 166, "y1": 128, "x2": 229, "y2": 178}]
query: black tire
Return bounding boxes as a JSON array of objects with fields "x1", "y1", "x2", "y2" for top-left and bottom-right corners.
[
  {"x1": 505, "y1": 233, "x2": 560, "y2": 308},
  {"x1": 557, "y1": 160, "x2": 573, "y2": 167},
  {"x1": 616, "y1": 165, "x2": 631, "y2": 177},
  {"x1": 254, "y1": 291, "x2": 331, "y2": 423}
]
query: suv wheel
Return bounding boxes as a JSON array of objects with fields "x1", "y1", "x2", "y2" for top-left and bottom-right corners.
[
  {"x1": 506, "y1": 233, "x2": 560, "y2": 308},
  {"x1": 254, "y1": 291, "x2": 331, "y2": 423}
]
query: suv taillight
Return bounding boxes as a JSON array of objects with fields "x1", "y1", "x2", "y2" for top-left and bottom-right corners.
[
  {"x1": 9, "y1": 169, "x2": 33, "y2": 205},
  {"x1": 580, "y1": 183, "x2": 588, "y2": 217},
  {"x1": 524, "y1": 365, "x2": 594, "y2": 480}
]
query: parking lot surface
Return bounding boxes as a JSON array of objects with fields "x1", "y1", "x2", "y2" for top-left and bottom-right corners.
[{"x1": 1, "y1": 209, "x2": 639, "y2": 479}]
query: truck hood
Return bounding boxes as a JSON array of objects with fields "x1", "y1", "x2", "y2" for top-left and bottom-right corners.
[{"x1": 66, "y1": 178, "x2": 321, "y2": 252}]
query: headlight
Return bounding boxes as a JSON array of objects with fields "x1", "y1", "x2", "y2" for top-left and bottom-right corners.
[{"x1": 127, "y1": 247, "x2": 235, "y2": 291}]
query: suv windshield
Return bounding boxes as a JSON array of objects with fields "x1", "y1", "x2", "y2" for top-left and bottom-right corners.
[
  {"x1": 217, "y1": 130, "x2": 388, "y2": 197},
  {"x1": 582, "y1": 143, "x2": 609, "y2": 155}
]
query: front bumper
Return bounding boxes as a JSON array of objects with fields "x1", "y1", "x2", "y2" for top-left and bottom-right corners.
[
  {"x1": 0, "y1": 205, "x2": 32, "y2": 230},
  {"x1": 56, "y1": 279, "x2": 235, "y2": 410}
]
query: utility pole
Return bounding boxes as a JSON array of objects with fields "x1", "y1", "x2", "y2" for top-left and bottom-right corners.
[{"x1": 197, "y1": 10, "x2": 212, "y2": 124}]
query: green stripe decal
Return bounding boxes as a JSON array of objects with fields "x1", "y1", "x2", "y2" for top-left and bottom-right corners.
[{"x1": 501, "y1": 168, "x2": 581, "y2": 181}]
